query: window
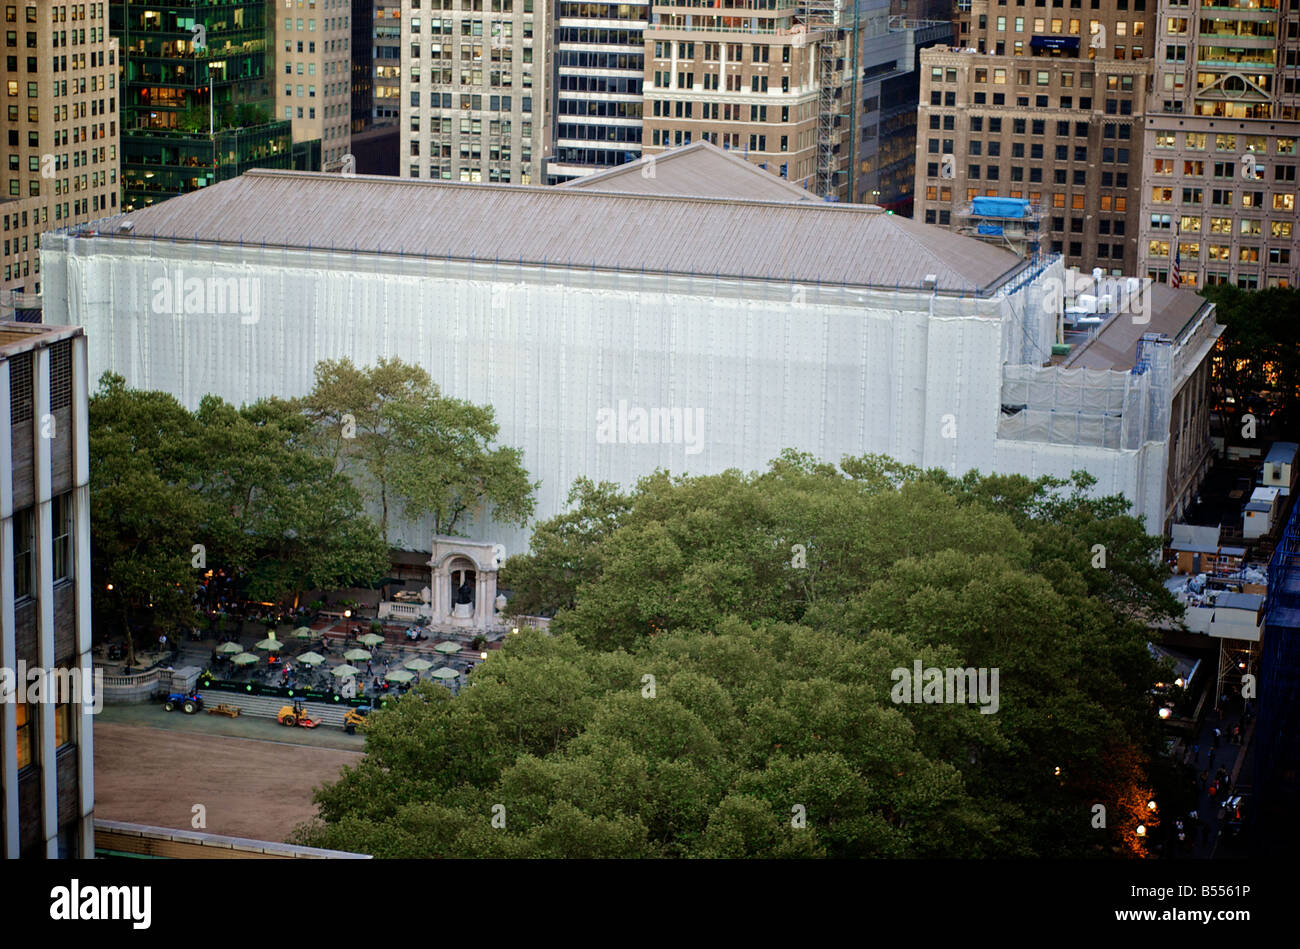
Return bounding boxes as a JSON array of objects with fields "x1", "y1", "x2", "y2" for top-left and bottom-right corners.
[
  {"x1": 52, "y1": 492, "x2": 72, "y2": 582},
  {"x1": 13, "y1": 505, "x2": 32, "y2": 599},
  {"x1": 16, "y1": 700, "x2": 32, "y2": 769}
]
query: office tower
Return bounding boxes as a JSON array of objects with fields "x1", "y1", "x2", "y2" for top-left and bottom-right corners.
[
  {"x1": 547, "y1": 0, "x2": 646, "y2": 183},
  {"x1": 112, "y1": 0, "x2": 311, "y2": 210},
  {"x1": 1, "y1": 0, "x2": 121, "y2": 295},
  {"x1": 400, "y1": 0, "x2": 551, "y2": 184},
  {"x1": 0, "y1": 321, "x2": 94, "y2": 858},
  {"x1": 914, "y1": 0, "x2": 1156, "y2": 274},
  {"x1": 640, "y1": 0, "x2": 950, "y2": 203},
  {"x1": 274, "y1": 0, "x2": 352, "y2": 166},
  {"x1": 372, "y1": 0, "x2": 401, "y2": 122},
  {"x1": 1136, "y1": 0, "x2": 1299, "y2": 289}
]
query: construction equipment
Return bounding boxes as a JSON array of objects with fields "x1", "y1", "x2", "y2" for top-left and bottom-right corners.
[
  {"x1": 163, "y1": 691, "x2": 203, "y2": 714},
  {"x1": 205, "y1": 703, "x2": 241, "y2": 718},
  {"x1": 277, "y1": 700, "x2": 321, "y2": 728},
  {"x1": 343, "y1": 705, "x2": 372, "y2": 735}
]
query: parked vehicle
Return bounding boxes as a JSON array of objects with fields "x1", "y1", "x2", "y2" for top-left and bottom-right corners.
[
  {"x1": 163, "y1": 691, "x2": 203, "y2": 714},
  {"x1": 277, "y1": 700, "x2": 320, "y2": 728},
  {"x1": 343, "y1": 706, "x2": 372, "y2": 735}
]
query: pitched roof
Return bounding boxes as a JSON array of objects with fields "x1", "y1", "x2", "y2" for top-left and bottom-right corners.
[
  {"x1": 1063, "y1": 283, "x2": 1211, "y2": 371},
  {"x1": 560, "y1": 141, "x2": 820, "y2": 203},
  {"x1": 82, "y1": 167, "x2": 1027, "y2": 294}
]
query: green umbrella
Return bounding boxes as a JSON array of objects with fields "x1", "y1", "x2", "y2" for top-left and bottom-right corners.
[
  {"x1": 385, "y1": 669, "x2": 415, "y2": 683},
  {"x1": 293, "y1": 626, "x2": 318, "y2": 640},
  {"x1": 297, "y1": 651, "x2": 326, "y2": 667},
  {"x1": 358, "y1": 632, "x2": 385, "y2": 647},
  {"x1": 343, "y1": 648, "x2": 372, "y2": 662},
  {"x1": 230, "y1": 652, "x2": 260, "y2": 666},
  {"x1": 433, "y1": 641, "x2": 461, "y2": 655},
  {"x1": 429, "y1": 667, "x2": 460, "y2": 680},
  {"x1": 216, "y1": 642, "x2": 244, "y2": 655},
  {"x1": 254, "y1": 636, "x2": 281, "y2": 651},
  {"x1": 331, "y1": 664, "x2": 360, "y2": 678},
  {"x1": 404, "y1": 657, "x2": 434, "y2": 671}
]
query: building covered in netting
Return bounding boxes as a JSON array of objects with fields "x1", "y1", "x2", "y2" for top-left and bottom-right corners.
[{"x1": 39, "y1": 146, "x2": 1218, "y2": 551}]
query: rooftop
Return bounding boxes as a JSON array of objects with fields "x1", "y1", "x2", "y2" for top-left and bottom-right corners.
[
  {"x1": 1062, "y1": 283, "x2": 1213, "y2": 371},
  {"x1": 560, "y1": 141, "x2": 820, "y2": 204},
  {"x1": 72, "y1": 150, "x2": 1028, "y2": 294},
  {"x1": 0, "y1": 321, "x2": 82, "y2": 357},
  {"x1": 1265, "y1": 441, "x2": 1298, "y2": 464}
]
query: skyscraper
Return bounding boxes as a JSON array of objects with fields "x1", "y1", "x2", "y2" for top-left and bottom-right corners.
[
  {"x1": 273, "y1": 0, "x2": 352, "y2": 167},
  {"x1": 400, "y1": 0, "x2": 551, "y2": 184},
  {"x1": 1, "y1": 0, "x2": 121, "y2": 296},
  {"x1": 547, "y1": 0, "x2": 646, "y2": 183},
  {"x1": 913, "y1": 0, "x2": 1156, "y2": 274},
  {"x1": 112, "y1": 0, "x2": 309, "y2": 210},
  {"x1": 1136, "y1": 0, "x2": 1299, "y2": 289}
]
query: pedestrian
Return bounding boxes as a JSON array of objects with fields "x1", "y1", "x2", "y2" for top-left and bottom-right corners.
[
  {"x1": 366, "y1": 660, "x2": 373, "y2": 676},
  {"x1": 1199, "y1": 770, "x2": 1208, "y2": 790},
  {"x1": 1232, "y1": 724, "x2": 1241, "y2": 744},
  {"x1": 1213, "y1": 727, "x2": 1221, "y2": 748},
  {"x1": 1208, "y1": 781, "x2": 1218, "y2": 800},
  {"x1": 1192, "y1": 742, "x2": 1200, "y2": 760}
]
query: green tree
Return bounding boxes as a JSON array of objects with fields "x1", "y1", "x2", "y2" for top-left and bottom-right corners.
[
  {"x1": 296, "y1": 357, "x2": 536, "y2": 542},
  {"x1": 89, "y1": 374, "x2": 210, "y2": 663}
]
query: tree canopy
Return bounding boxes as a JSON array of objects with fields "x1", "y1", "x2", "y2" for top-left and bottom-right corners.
[
  {"x1": 1201, "y1": 284, "x2": 1300, "y2": 440},
  {"x1": 295, "y1": 357, "x2": 536, "y2": 543},
  {"x1": 296, "y1": 453, "x2": 1176, "y2": 858},
  {"x1": 89, "y1": 373, "x2": 388, "y2": 655}
]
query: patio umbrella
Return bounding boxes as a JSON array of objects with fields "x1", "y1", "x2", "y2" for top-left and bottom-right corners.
[
  {"x1": 343, "y1": 648, "x2": 372, "y2": 662},
  {"x1": 293, "y1": 626, "x2": 318, "y2": 640},
  {"x1": 297, "y1": 651, "x2": 326, "y2": 667},
  {"x1": 358, "y1": 632, "x2": 385, "y2": 647},
  {"x1": 433, "y1": 641, "x2": 461, "y2": 655},
  {"x1": 331, "y1": 664, "x2": 360, "y2": 678},
  {"x1": 254, "y1": 636, "x2": 281, "y2": 651},
  {"x1": 216, "y1": 642, "x2": 244, "y2": 655},
  {"x1": 404, "y1": 657, "x2": 434, "y2": 671},
  {"x1": 230, "y1": 652, "x2": 260, "y2": 666},
  {"x1": 429, "y1": 667, "x2": 460, "y2": 680},
  {"x1": 385, "y1": 669, "x2": 416, "y2": 683}
]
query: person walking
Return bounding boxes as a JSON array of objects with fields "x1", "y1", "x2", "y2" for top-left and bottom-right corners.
[
  {"x1": 1212, "y1": 727, "x2": 1221, "y2": 748},
  {"x1": 1199, "y1": 769, "x2": 1209, "y2": 790}
]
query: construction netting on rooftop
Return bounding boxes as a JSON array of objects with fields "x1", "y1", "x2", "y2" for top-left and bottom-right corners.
[{"x1": 998, "y1": 347, "x2": 1173, "y2": 452}]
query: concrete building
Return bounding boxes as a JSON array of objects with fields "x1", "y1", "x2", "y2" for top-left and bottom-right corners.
[
  {"x1": 40, "y1": 145, "x2": 1218, "y2": 553},
  {"x1": 400, "y1": 0, "x2": 551, "y2": 184},
  {"x1": 914, "y1": 1, "x2": 1157, "y2": 274},
  {"x1": 546, "y1": 0, "x2": 647, "y2": 183},
  {"x1": 2, "y1": 0, "x2": 121, "y2": 296},
  {"x1": 0, "y1": 320, "x2": 94, "y2": 858},
  {"x1": 1136, "y1": 0, "x2": 1300, "y2": 290},
  {"x1": 273, "y1": 0, "x2": 353, "y2": 167},
  {"x1": 640, "y1": 0, "x2": 827, "y2": 192}
]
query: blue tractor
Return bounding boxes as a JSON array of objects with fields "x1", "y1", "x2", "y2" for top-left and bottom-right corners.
[{"x1": 163, "y1": 691, "x2": 203, "y2": 714}]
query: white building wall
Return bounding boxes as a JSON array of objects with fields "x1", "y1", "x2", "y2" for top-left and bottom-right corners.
[{"x1": 42, "y1": 239, "x2": 1166, "y2": 548}]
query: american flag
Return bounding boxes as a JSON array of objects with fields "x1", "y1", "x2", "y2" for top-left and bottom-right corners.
[{"x1": 1170, "y1": 225, "x2": 1181, "y2": 289}]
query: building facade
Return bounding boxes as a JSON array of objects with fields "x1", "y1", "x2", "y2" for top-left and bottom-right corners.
[
  {"x1": 400, "y1": 0, "x2": 550, "y2": 184},
  {"x1": 914, "y1": 1, "x2": 1157, "y2": 273},
  {"x1": 1136, "y1": 0, "x2": 1300, "y2": 289},
  {"x1": 372, "y1": 0, "x2": 401, "y2": 122},
  {"x1": 41, "y1": 159, "x2": 1218, "y2": 553},
  {"x1": 273, "y1": 0, "x2": 353, "y2": 167},
  {"x1": 0, "y1": 321, "x2": 94, "y2": 859},
  {"x1": 640, "y1": 0, "x2": 828, "y2": 192},
  {"x1": 546, "y1": 0, "x2": 646, "y2": 183},
  {"x1": 2, "y1": 1, "x2": 121, "y2": 296},
  {"x1": 112, "y1": 0, "x2": 310, "y2": 211}
]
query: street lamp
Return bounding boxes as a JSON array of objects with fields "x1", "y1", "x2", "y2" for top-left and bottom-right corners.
[
  {"x1": 344, "y1": 609, "x2": 352, "y2": 619},
  {"x1": 1135, "y1": 825, "x2": 1146, "y2": 837}
]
